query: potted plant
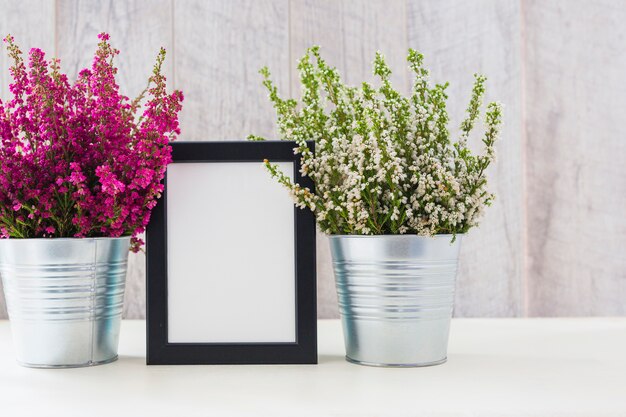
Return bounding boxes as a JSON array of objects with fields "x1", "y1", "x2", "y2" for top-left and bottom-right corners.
[
  {"x1": 0, "y1": 33, "x2": 183, "y2": 368},
  {"x1": 250, "y1": 47, "x2": 501, "y2": 367}
]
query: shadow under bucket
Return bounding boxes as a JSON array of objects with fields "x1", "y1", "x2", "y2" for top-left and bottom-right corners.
[
  {"x1": 0, "y1": 237, "x2": 129, "y2": 368},
  {"x1": 329, "y1": 234, "x2": 461, "y2": 367}
]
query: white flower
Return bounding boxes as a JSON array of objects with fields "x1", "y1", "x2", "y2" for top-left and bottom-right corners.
[{"x1": 253, "y1": 47, "x2": 502, "y2": 236}]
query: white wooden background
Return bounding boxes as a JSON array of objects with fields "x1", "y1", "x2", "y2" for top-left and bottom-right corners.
[{"x1": 0, "y1": 0, "x2": 623, "y2": 319}]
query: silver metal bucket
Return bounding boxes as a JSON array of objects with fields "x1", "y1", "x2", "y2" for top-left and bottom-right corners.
[
  {"x1": 329, "y1": 235, "x2": 461, "y2": 367},
  {"x1": 0, "y1": 237, "x2": 129, "y2": 368}
]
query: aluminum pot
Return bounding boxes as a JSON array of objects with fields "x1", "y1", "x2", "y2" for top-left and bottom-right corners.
[
  {"x1": 0, "y1": 237, "x2": 129, "y2": 368},
  {"x1": 329, "y1": 234, "x2": 461, "y2": 367}
]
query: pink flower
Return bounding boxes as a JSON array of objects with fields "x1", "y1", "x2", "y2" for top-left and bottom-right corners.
[
  {"x1": 96, "y1": 165, "x2": 126, "y2": 195},
  {"x1": 69, "y1": 170, "x2": 86, "y2": 185},
  {"x1": 0, "y1": 33, "x2": 183, "y2": 252}
]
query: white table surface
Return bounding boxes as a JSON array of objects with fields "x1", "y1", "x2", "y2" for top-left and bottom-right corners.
[{"x1": 0, "y1": 319, "x2": 625, "y2": 417}]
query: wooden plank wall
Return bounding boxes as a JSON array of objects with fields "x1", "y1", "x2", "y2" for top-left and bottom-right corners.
[
  {"x1": 175, "y1": 0, "x2": 289, "y2": 141},
  {"x1": 290, "y1": 0, "x2": 409, "y2": 317},
  {"x1": 54, "y1": 0, "x2": 174, "y2": 319},
  {"x1": 524, "y1": 0, "x2": 626, "y2": 316},
  {"x1": 2, "y1": 0, "x2": 618, "y2": 319},
  {"x1": 408, "y1": 0, "x2": 525, "y2": 316},
  {"x1": 0, "y1": 0, "x2": 56, "y2": 319}
]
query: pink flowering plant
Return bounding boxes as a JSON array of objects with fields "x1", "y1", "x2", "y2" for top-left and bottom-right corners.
[{"x1": 0, "y1": 33, "x2": 183, "y2": 251}]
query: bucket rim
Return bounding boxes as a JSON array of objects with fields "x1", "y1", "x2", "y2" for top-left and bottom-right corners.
[
  {"x1": 0, "y1": 236, "x2": 131, "y2": 243},
  {"x1": 327, "y1": 233, "x2": 463, "y2": 239}
]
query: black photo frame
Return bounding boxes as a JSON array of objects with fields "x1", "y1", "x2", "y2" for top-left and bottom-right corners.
[{"x1": 146, "y1": 141, "x2": 317, "y2": 365}]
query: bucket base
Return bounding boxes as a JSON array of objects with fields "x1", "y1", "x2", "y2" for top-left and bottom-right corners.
[
  {"x1": 345, "y1": 355, "x2": 447, "y2": 368},
  {"x1": 16, "y1": 355, "x2": 119, "y2": 369}
]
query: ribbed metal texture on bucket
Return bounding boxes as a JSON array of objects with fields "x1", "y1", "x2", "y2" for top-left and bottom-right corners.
[
  {"x1": 0, "y1": 237, "x2": 129, "y2": 368},
  {"x1": 329, "y1": 235, "x2": 461, "y2": 367}
]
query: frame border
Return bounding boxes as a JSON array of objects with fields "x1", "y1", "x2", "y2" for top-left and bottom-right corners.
[{"x1": 146, "y1": 141, "x2": 317, "y2": 365}]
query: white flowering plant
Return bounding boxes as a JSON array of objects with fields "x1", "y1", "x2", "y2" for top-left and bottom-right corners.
[{"x1": 249, "y1": 47, "x2": 502, "y2": 237}]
